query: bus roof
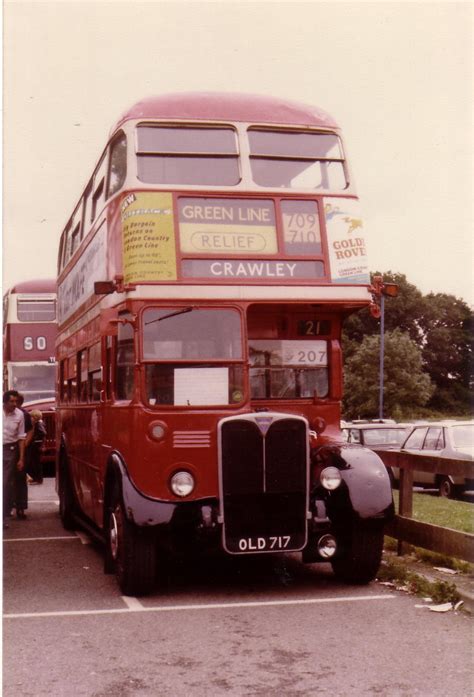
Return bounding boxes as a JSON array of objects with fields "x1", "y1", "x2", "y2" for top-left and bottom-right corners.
[
  {"x1": 112, "y1": 92, "x2": 338, "y2": 133},
  {"x1": 7, "y1": 279, "x2": 56, "y2": 294}
]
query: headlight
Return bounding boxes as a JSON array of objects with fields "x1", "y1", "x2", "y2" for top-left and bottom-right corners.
[
  {"x1": 320, "y1": 466, "x2": 342, "y2": 490},
  {"x1": 170, "y1": 470, "x2": 195, "y2": 497}
]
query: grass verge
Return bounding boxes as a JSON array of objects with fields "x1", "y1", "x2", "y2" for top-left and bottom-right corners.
[
  {"x1": 392, "y1": 490, "x2": 474, "y2": 534},
  {"x1": 377, "y1": 555, "x2": 461, "y2": 605}
]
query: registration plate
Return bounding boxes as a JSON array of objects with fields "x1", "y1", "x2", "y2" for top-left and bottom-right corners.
[{"x1": 237, "y1": 535, "x2": 292, "y2": 552}]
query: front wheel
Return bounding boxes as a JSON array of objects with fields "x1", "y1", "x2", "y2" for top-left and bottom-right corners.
[
  {"x1": 331, "y1": 521, "x2": 384, "y2": 585},
  {"x1": 108, "y1": 487, "x2": 157, "y2": 596}
]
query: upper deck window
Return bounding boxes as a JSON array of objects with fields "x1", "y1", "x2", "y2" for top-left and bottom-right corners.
[
  {"x1": 107, "y1": 132, "x2": 127, "y2": 197},
  {"x1": 136, "y1": 125, "x2": 240, "y2": 186},
  {"x1": 17, "y1": 298, "x2": 56, "y2": 322},
  {"x1": 248, "y1": 129, "x2": 347, "y2": 190}
]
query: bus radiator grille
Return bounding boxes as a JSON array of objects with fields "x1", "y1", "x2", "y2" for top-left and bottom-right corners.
[{"x1": 220, "y1": 417, "x2": 308, "y2": 553}]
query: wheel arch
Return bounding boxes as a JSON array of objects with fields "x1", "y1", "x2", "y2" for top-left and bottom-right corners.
[{"x1": 314, "y1": 444, "x2": 394, "y2": 521}]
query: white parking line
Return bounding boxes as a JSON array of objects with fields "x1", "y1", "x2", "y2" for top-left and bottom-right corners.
[
  {"x1": 27, "y1": 500, "x2": 59, "y2": 505},
  {"x1": 3, "y1": 536, "x2": 79, "y2": 543},
  {"x1": 75, "y1": 531, "x2": 92, "y2": 545},
  {"x1": 121, "y1": 596, "x2": 145, "y2": 610},
  {"x1": 3, "y1": 594, "x2": 395, "y2": 619}
]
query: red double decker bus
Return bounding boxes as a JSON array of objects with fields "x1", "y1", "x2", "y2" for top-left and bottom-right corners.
[
  {"x1": 3, "y1": 279, "x2": 57, "y2": 464},
  {"x1": 56, "y1": 93, "x2": 393, "y2": 595}
]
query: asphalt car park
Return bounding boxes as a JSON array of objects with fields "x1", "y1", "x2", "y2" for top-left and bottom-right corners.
[{"x1": 3, "y1": 480, "x2": 472, "y2": 697}]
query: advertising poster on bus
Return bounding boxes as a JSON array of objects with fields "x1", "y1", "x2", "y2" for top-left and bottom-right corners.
[
  {"x1": 121, "y1": 192, "x2": 177, "y2": 284},
  {"x1": 58, "y1": 224, "x2": 107, "y2": 323},
  {"x1": 324, "y1": 198, "x2": 370, "y2": 284}
]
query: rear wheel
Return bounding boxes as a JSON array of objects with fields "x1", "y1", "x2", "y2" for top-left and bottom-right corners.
[
  {"x1": 437, "y1": 476, "x2": 455, "y2": 499},
  {"x1": 331, "y1": 521, "x2": 384, "y2": 584},
  {"x1": 108, "y1": 485, "x2": 157, "y2": 596}
]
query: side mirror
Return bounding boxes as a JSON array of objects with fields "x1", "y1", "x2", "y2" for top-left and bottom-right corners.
[{"x1": 94, "y1": 281, "x2": 116, "y2": 295}]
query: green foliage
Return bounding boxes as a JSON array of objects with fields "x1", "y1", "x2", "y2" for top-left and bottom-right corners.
[
  {"x1": 343, "y1": 328, "x2": 433, "y2": 420},
  {"x1": 342, "y1": 271, "x2": 473, "y2": 417},
  {"x1": 377, "y1": 556, "x2": 461, "y2": 604}
]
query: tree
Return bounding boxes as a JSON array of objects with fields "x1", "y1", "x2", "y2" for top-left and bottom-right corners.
[
  {"x1": 418, "y1": 293, "x2": 473, "y2": 413},
  {"x1": 343, "y1": 329, "x2": 434, "y2": 420},
  {"x1": 342, "y1": 272, "x2": 473, "y2": 415},
  {"x1": 342, "y1": 272, "x2": 424, "y2": 353}
]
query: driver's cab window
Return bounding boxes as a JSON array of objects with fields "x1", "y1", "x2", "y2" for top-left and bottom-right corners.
[
  {"x1": 116, "y1": 313, "x2": 134, "y2": 400},
  {"x1": 248, "y1": 306, "x2": 329, "y2": 400}
]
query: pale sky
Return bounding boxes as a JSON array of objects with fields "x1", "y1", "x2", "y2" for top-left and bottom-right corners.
[{"x1": 3, "y1": 1, "x2": 473, "y2": 305}]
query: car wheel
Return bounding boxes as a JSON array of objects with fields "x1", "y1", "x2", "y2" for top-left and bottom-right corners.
[
  {"x1": 108, "y1": 485, "x2": 157, "y2": 596},
  {"x1": 331, "y1": 521, "x2": 385, "y2": 584},
  {"x1": 438, "y1": 476, "x2": 454, "y2": 499}
]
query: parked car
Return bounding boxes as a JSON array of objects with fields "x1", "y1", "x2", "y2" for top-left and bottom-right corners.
[
  {"x1": 391, "y1": 421, "x2": 474, "y2": 498},
  {"x1": 341, "y1": 422, "x2": 412, "y2": 450}
]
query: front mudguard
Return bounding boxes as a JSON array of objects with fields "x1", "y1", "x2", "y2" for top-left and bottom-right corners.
[
  {"x1": 105, "y1": 453, "x2": 177, "y2": 527},
  {"x1": 312, "y1": 444, "x2": 394, "y2": 521}
]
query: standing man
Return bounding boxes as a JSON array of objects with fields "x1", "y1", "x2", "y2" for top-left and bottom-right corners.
[
  {"x1": 3, "y1": 390, "x2": 26, "y2": 528},
  {"x1": 15, "y1": 393, "x2": 33, "y2": 517}
]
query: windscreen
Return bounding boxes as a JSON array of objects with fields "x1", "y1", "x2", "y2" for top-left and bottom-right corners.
[
  {"x1": 142, "y1": 308, "x2": 243, "y2": 406},
  {"x1": 9, "y1": 363, "x2": 56, "y2": 402},
  {"x1": 136, "y1": 125, "x2": 240, "y2": 185},
  {"x1": 362, "y1": 428, "x2": 408, "y2": 446},
  {"x1": 17, "y1": 299, "x2": 56, "y2": 322}
]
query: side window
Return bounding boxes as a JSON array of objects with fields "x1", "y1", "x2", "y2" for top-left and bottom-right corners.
[
  {"x1": 116, "y1": 315, "x2": 134, "y2": 400},
  {"x1": 107, "y1": 132, "x2": 127, "y2": 197},
  {"x1": 403, "y1": 427, "x2": 427, "y2": 450},
  {"x1": 68, "y1": 202, "x2": 84, "y2": 259},
  {"x1": 58, "y1": 233, "x2": 66, "y2": 273},
  {"x1": 70, "y1": 223, "x2": 81, "y2": 257},
  {"x1": 105, "y1": 336, "x2": 114, "y2": 401},
  {"x1": 67, "y1": 356, "x2": 77, "y2": 403},
  {"x1": 350, "y1": 429, "x2": 361, "y2": 444},
  {"x1": 424, "y1": 427, "x2": 443, "y2": 450},
  {"x1": 83, "y1": 182, "x2": 93, "y2": 234},
  {"x1": 78, "y1": 350, "x2": 88, "y2": 402},
  {"x1": 60, "y1": 360, "x2": 68, "y2": 403},
  {"x1": 88, "y1": 342, "x2": 102, "y2": 402},
  {"x1": 91, "y1": 155, "x2": 107, "y2": 221},
  {"x1": 62, "y1": 223, "x2": 71, "y2": 267}
]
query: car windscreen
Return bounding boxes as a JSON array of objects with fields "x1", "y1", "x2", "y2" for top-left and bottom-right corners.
[{"x1": 362, "y1": 428, "x2": 408, "y2": 446}]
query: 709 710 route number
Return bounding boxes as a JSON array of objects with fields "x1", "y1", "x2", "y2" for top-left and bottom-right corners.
[{"x1": 238, "y1": 535, "x2": 291, "y2": 551}]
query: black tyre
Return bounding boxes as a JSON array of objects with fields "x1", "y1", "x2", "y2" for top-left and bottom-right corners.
[
  {"x1": 437, "y1": 476, "x2": 454, "y2": 499},
  {"x1": 108, "y1": 485, "x2": 157, "y2": 596},
  {"x1": 58, "y1": 452, "x2": 76, "y2": 531},
  {"x1": 331, "y1": 521, "x2": 384, "y2": 584}
]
